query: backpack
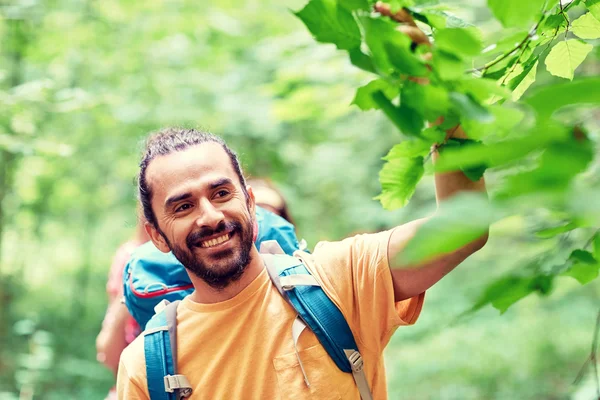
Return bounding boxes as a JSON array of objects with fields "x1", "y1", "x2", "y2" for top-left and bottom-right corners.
[
  {"x1": 143, "y1": 241, "x2": 373, "y2": 400},
  {"x1": 123, "y1": 206, "x2": 302, "y2": 329}
]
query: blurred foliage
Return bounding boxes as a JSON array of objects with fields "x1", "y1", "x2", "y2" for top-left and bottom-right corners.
[{"x1": 0, "y1": 0, "x2": 598, "y2": 399}]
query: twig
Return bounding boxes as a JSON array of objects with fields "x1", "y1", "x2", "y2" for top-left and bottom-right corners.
[
  {"x1": 468, "y1": 12, "x2": 545, "y2": 74},
  {"x1": 593, "y1": 310, "x2": 600, "y2": 398}
]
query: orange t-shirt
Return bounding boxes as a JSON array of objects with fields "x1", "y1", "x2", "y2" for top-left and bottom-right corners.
[{"x1": 117, "y1": 230, "x2": 424, "y2": 399}]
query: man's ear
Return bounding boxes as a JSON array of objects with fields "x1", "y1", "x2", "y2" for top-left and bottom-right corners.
[
  {"x1": 246, "y1": 185, "x2": 256, "y2": 216},
  {"x1": 145, "y1": 222, "x2": 171, "y2": 253}
]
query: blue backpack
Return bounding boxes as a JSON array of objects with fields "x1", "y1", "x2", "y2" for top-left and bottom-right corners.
[
  {"x1": 144, "y1": 241, "x2": 373, "y2": 400},
  {"x1": 123, "y1": 206, "x2": 301, "y2": 329}
]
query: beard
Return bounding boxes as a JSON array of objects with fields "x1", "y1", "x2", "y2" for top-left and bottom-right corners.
[{"x1": 167, "y1": 214, "x2": 254, "y2": 291}]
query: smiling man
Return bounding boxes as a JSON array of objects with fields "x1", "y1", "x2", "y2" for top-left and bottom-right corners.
[{"x1": 116, "y1": 127, "x2": 487, "y2": 400}]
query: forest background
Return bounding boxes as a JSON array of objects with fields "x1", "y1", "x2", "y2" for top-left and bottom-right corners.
[{"x1": 1, "y1": 0, "x2": 600, "y2": 398}]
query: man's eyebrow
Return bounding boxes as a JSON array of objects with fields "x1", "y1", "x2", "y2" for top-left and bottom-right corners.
[
  {"x1": 209, "y1": 178, "x2": 234, "y2": 190},
  {"x1": 164, "y1": 192, "x2": 192, "y2": 209}
]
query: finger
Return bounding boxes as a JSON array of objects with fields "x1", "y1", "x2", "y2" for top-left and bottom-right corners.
[
  {"x1": 374, "y1": 1, "x2": 418, "y2": 26},
  {"x1": 397, "y1": 25, "x2": 431, "y2": 47}
]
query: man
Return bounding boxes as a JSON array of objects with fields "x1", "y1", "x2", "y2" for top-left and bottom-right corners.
[{"x1": 117, "y1": 122, "x2": 487, "y2": 399}]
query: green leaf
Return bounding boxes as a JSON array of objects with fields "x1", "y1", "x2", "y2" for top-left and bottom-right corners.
[
  {"x1": 544, "y1": 39, "x2": 593, "y2": 80},
  {"x1": 473, "y1": 276, "x2": 536, "y2": 314},
  {"x1": 434, "y1": 27, "x2": 483, "y2": 58},
  {"x1": 462, "y1": 105, "x2": 525, "y2": 141},
  {"x1": 524, "y1": 77, "x2": 600, "y2": 119},
  {"x1": 587, "y1": 0, "x2": 600, "y2": 22},
  {"x1": 401, "y1": 81, "x2": 450, "y2": 121},
  {"x1": 359, "y1": 15, "x2": 429, "y2": 77},
  {"x1": 352, "y1": 79, "x2": 399, "y2": 111},
  {"x1": 460, "y1": 78, "x2": 511, "y2": 104},
  {"x1": 535, "y1": 221, "x2": 579, "y2": 238},
  {"x1": 434, "y1": 122, "x2": 566, "y2": 172},
  {"x1": 488, "y1": 0, "x2": 547, "y2": 28},
  {"x1": 349, "y1": 48, "x2": 377, "y2": 74},
  {"x1": 295, "y1": 0, "x2": 362, "y2": 50},
  {"x1": 375, "y1": 143, "x2": 426, "y2": 209},
  {"x1": 570, "y1": 249, "x2": 597, "y2": 264},
  {"x1": 542, "y1": 14, "x2": 567, "y2": 31},
  {"x1": 509, "y1": 60, "x2": 538, "y2": 101},
  {"x1": 482, "y1": 30, "x2": 528, "y2": 57},
  {"x1": 361, "y1": 16, "x2": 412, "y2": 75},
  {"x1": 383, "y1": 41, "x2": 430, "y2": 77},
  {"x1": 432, "y1": 49, "x2": 464, "y2": 81},
  {"x1": 594, "y1": 233, "x2": 600, "y2": 260},
  {"x1": 572, "y1": 12, "x2": 600, "y2": 39},
  {"x1": 471, "y1": 273, "x2": 554, "y2": 314},
  {"x1": 398, "y1": 193, "x2": 492, "y2": 263},
  {"x1": 440, "y1": 139, "x2": 487, "y2": 181},
  {"x1": 500, "y1": 140, "x2": 594, "y2": 198},
  {"x1": 338, "y1": 0, "x2": 370, "y2": 11},
  {"x1": 449, "y1": 92, "x2": 494, "y2": 123},
  {"x1": 562, "y1": 249, "x2": 600, "y2": 284},
  {"x1": 372, "y1": 91, "x2": 424, "y2": 136}
]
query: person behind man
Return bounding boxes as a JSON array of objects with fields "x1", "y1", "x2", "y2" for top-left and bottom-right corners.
[
  {"x1": 96, "y1": 209, "x2": 149, "y2": 400},
  {"x1": 116, "y1": 120, "x2": 487, "y2": 399},
  {"x1": 247, "y1": 178, "x2": 295, "y2": 226}
]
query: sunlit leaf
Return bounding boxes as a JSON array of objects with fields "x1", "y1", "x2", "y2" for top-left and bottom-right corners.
[
  {"x1": 509, "y1": 60, "x2": 538, "y2": 101},
  {"x1": 488, "y1": 0, "x2": 547, "y2": 28},
  {"x1": 562, "y1": 250, "x2": 600, "y2": 284},
  {"x1": 375, "y1": 142, "x2": 426, "y2": 209},
  {"x1": 352, "y1": 79, "x2": 399, "y2": 111},
  {"x1": 544, "y1": 39, "x2": 593, "y2": 80},
  {"x1": 535, "y1": 221, "x2": 579, "y2": 238},
  {"x1": 338, "y1": 0, "x2": 370, "y2": 11},
  {"x1": 524, "y1": 77, "x2": 600, "y2": 119},
  {"x1": 586, "y1": 0, "x2": 600, "y2": 23},
  {"x1": 432, "y1": 49, "x2": 464, "y2": 81},
  {"x1": 460, "y1": 78, "x2": 510, "y2": 103},
  {"x1": 398, "y1": 193, "x2": 492, "y2": 263},
  {"x1": 434, "y1": 27, "x2": 483, "y2": 58},
  {"x1": 572, "y1": 12, "x2": 600, "y2": 39},
  {"x1": 295, "y1": 0, "x2": 362, "y2": 50}
]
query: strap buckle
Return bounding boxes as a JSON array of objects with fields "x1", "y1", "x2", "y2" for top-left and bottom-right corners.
[{"x1": 347, "y1": 350, "x2": 364, "y2": 373}]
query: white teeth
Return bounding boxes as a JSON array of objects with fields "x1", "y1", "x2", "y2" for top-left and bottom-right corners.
[{"x1": 201, "y1": 234, "x2": 230, "y2": 248}]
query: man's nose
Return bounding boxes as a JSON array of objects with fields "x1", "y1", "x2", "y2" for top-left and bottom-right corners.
[{"x1": 195, "y1": 200, "x2": 225, "y2": 230}]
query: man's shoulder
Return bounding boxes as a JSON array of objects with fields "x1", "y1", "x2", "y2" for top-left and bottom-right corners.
[
  {"x1": 297, "y1": 230, "x2": 393, "y2": 264},
  {"x1": 119, "y1": 331, "x2": 146, "y2": 377}
]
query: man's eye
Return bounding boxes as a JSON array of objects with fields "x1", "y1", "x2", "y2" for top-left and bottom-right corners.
[
  {"x1": 175, "y1": 203, "x2": 192, "y2": 212},
  {"x1": 215, "y1": 190, "x2": 230, "y2": 198}
]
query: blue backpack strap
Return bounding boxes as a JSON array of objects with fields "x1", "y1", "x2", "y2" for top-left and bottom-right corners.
[
  {"x1": 144, "y1": 300, "x2": 192, "y2": 400},
  {"x1": 260, "y1": 243, "x2": 373, "y2": 400}
]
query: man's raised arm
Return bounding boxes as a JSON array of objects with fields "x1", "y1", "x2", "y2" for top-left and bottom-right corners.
[{"x1": 373, "y1": 2, "x2": 489, "y2": 301}]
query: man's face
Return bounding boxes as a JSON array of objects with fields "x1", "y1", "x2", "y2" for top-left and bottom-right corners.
[{"x1": 145, "y1": 142, "x2": 255, "y2": 290}]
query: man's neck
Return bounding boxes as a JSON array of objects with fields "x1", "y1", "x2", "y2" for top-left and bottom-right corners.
[{"x1": 187, "y1": 246, "x2": 264, "y2": 304}]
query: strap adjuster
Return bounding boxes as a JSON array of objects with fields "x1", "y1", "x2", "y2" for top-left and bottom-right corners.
[
  {"x1": 347, "y1": 350, "x2": 364, "y2": 373},
  {"x1": 164, "y1": 374, "x2": 192, "y2": 393}
]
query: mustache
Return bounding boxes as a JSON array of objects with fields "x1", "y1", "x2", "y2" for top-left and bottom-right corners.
[{"x1": 186, "y1": 220, "x2": 242, "y2": 248}]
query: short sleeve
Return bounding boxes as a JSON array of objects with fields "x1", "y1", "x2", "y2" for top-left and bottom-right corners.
[
  {"x1": 296, "y1": 230, "x2": 425, "y2": 355},
  {"x1": 116, "y1": 339, "x2": 149, "y2": 399}
]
